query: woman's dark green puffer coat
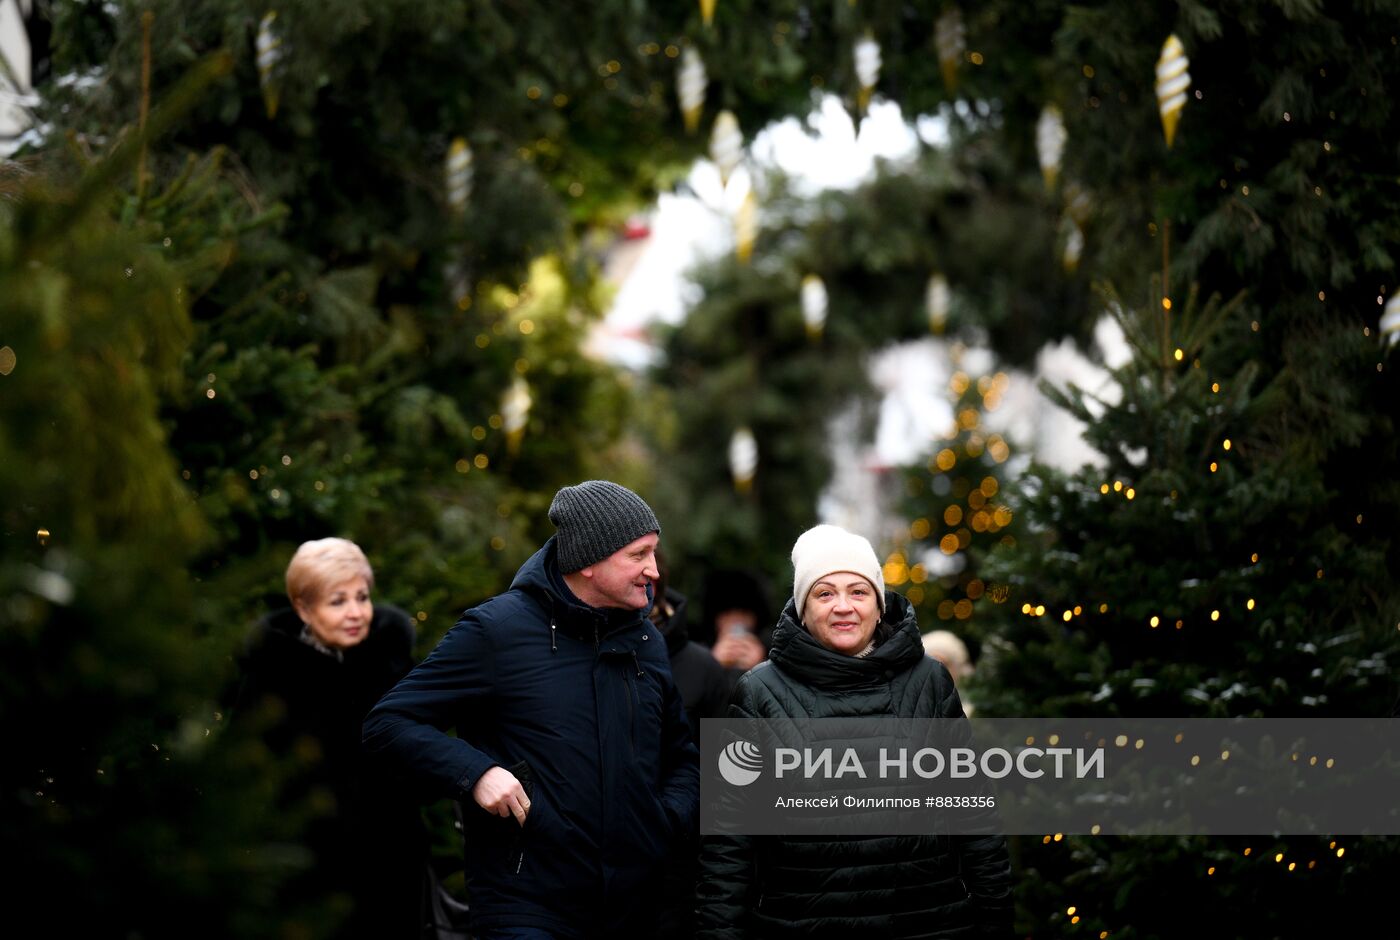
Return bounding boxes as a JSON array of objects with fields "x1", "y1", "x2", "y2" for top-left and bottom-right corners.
[{"x1": 696, "y1": 591, "x2": 1013, "y2": 938}]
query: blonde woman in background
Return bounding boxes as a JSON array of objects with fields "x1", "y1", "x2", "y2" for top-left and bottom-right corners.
[{"x1": 236, "y1": 538, "x2": 429, "y2": 938}]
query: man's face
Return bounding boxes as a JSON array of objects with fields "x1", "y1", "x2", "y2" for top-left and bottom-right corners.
[{"x1": 579, "y1": 532, "x2": 660, "y2": 610}]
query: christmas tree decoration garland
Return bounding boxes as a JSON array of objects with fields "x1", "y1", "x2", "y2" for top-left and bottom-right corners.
[
  {"x1": 255, "y1": 11, "x2": 284, "y2": 119},
  {"x1": 677, "y1": 47, "x2": 708, "y2": 134},
  {"x1": 1156, "y1": 34, "x2": 1191, "y2": 148},
  {"x1": 729, "y1": 426, "x2": 758, "y2": 493}
]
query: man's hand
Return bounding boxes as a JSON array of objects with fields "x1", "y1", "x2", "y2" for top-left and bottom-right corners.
[{"x1": 473, "y1": 766, "x2": 531, "y2": 826}]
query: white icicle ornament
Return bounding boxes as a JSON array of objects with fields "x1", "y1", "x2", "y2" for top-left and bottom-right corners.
[
  {"x1": 710, "y1": 110, "x2": 744, "y2": 185},
  {"x1": 729, "y1": 426, "x2": 758, "y2": 493}
]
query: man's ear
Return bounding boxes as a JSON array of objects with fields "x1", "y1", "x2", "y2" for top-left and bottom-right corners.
[{"x1": 575, "y1": 564, "x2": 595, "y2": 580}]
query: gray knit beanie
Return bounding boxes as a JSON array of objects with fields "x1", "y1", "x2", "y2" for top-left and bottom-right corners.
[{"x1": 549, "y1": 480, "x2": 660, "y2": 573}]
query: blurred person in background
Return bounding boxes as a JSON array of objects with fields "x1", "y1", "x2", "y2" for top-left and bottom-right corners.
[
  {"x1": 922, "y1": 628, "x2": 976, "y2": 717},
  {"x1": 648, "y1": 550, "x2": 730, "y2": 938},
  {"x1": 697, "y1": 524, "x2": 1012, "y2": 939},
  {"x1": 235, "y1": 537, "x2": 429, "y2": 938},
  {"x1": 650, "y1": 551, "x2": 731, "y2": 735},
  {"x1": 700, "y1": 568, "x2": 773, "y2": 678}
]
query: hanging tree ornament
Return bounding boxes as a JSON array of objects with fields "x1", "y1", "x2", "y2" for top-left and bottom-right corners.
[
  {"x1": 444, "y1": 260, "x2": 470, "y2": 309},
  {"x1": 926, "y1": 273, "x2": 950, "y2": 334},
  {"x1": 710, "y1": 110, "x2": 744, "y2": 186},
  {"x1": 801, "y1": 274, "x2": 829, "y2": 340},
  {"x1": 1061, "y1": 182, "x2": 1091, "y2": 273},
  {"x1": 734, "y1": 187, "x2": 758, "y2": 263},
  {"x1": 1036, "y1": 104, "x2": 1066, "y2": 192},
  {"x1": 1381, "y1": 294, "x2": 1400, "y2": 348},
  {"x1": 445, "y1": 137, "x2": 473, "y2": 214},
  {"x1": 729, "y1": 426, "x2": 758, "y2": 494},
  {"x1": 1061, "y1": 220, "x2": 1085, "y2": 272},
  {"x1": 1155, "y1": 34, "x2": 1191, "y2": 148},
  {"x1": 677, "y1": 47, "x2": 708, "y2": 134},
  {"x1": 256, "y1": 11, "x2": 285, "y2": 119},
  {"x1": 699, "y1": 0, "x2": 716, "y2": 27},
  {"x1": 854, "y1": 33, "x2": 882, "y2": 114},
  {"x1": 502, "y1": 377, "x2": 533, "y2": 455},
  {"x1": 934, "y1": 7, "x2": 966, "y2": 94}
]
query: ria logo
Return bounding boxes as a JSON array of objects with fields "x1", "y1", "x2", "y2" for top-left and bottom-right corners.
[{"x1": 718, "y1": 740, "x2": 763, "y2": 786}]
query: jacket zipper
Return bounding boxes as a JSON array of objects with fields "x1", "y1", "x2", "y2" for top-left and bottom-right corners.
[{"x1": 625, "y1": 665, "x2": 635, "y2": 757}]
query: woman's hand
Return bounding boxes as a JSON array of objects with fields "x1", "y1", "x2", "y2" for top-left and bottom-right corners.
[
  {"x1": 712, "y1": 629, "x2": 765, "y2": 671},
  {"x1": 473, "y1": 766, "x2": 531, "y2": 826}
]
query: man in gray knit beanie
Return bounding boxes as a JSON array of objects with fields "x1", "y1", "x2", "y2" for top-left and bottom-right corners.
[
  {"x1": 549, "y1": 479, "x2": 661, "y2": 574},
  {"x1": 365, "y1": 478, "x2": 697, "y2": 937}
]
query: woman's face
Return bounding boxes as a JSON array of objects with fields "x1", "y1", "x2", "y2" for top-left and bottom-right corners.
[
  {"x1": 802, "y1": 572, "x2": 880, "y2": 655},
  {"x1": 296, "y1": 576, "x2": 372, "y2": 649}
]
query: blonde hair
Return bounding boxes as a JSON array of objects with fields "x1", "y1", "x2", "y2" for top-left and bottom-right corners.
[
  {"x1": 285, "y1": 538, "x2": 375, "y2": 607},
  {"x1": 922, "y1": 629, "x2": 972, "y2": 678}
]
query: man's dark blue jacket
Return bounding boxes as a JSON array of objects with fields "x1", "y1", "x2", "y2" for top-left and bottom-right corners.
[{"x1": 363, "y1": 537, "x2": 700, "y2": 937}]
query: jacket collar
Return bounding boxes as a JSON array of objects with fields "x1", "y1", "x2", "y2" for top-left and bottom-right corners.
[
  {"x1": 512, "y1": 536, "x2": 650, "y2": 643},
  {"x1": 768, "y1": 591, "x2": 924, "y2": 689}
]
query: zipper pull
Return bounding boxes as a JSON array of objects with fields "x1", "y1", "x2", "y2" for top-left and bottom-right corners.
[
  {"x1": 550, "y1": 621, "x2": 557, "y2": 653},
  {"x1": 631, "y1": 651, "x2": 644, "y2": 677}
]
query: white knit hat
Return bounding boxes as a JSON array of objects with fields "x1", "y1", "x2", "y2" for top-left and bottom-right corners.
[{"x1": 791, "y1": 524, "x2": 885, "y2": 620}]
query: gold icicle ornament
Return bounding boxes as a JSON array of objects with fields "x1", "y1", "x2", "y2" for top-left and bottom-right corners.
[
  {"x1": 934, "y1": 7, "x2": 966, "y2": 94},
  {"x1": 1036, "y1": 105, "x2": 1066, "y2": 191},
  {"x1": 445, "y1": 137, "x2": 474, "y2": 214},
  {"x1": 729, "y1": 426, "x2": 758, "y2": 494},
  {"x1": 926, "y1": 274, "x2": 950, "y2": 334},
  {"x1": 699, "y1": 0, "x2": 716, "y2": 27},
  {"x1": 677, "y1": 47, "x2": 708, "y2": 134},
  {"x1": 502, "y1": 377, "x2": 533, "y2": 455},
  {"x1": 1381, "y1": 295, "x2": 1400, "y2": 348},
  {"x1": 800, "y1": 274, "x2": 829, "y2": 340},
  {"x1": 734, "y1": 187, "x2": 758, "y2": 263},
  {"x1": 854, "y1": 33, "x2": 882, "y2": 114},
  {"x1": 256, "y1": 11, "x2": 285, "y2": 119},
  {"x1": 710, "y1": 110, "x2": 744, "y2": 185},
  {"x1": 1156, "y1": 34, "x2": 1191, "y2": 148}
]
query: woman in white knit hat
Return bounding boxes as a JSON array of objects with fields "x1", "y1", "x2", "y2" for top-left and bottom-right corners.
[{"x1": 696, "y1": 524, "x2": 1012, "y2": 939}]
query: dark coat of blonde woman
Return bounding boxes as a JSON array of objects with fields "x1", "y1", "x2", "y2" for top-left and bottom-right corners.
[
  {"x1": 236, "y1": 538, "x2": 428, "y2": 938},
  {"x1": 697, "y1": 525, "x2": 1012, "y2": 939}
]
